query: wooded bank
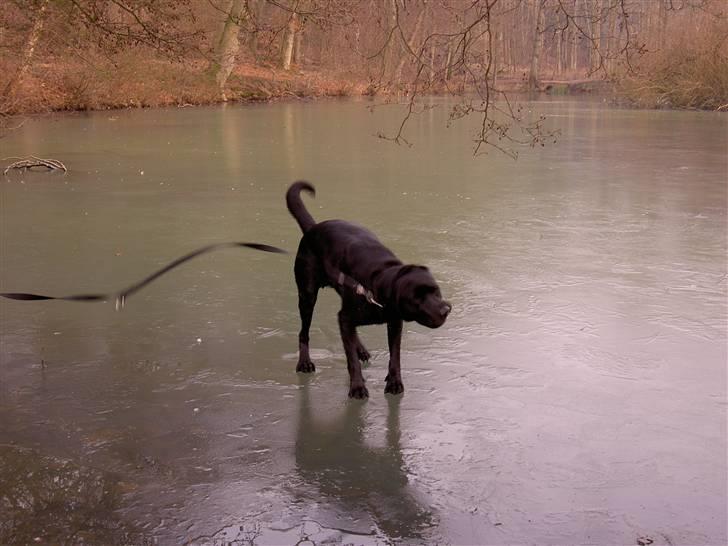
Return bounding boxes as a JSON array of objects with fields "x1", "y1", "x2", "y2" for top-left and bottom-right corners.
[{"x1": 2, "y1": 1, "x2": 726, "y2": 142}]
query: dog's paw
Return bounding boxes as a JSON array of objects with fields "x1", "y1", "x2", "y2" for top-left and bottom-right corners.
[
  {"x1": 356, "y1": 345, "x2": 371, "y2": 363},
  {"x1": 384, "y1": 375, "x2": 404, "y2": 395},
  {"x1": 348, "y1": 383, "x2": 369, "y2": 399},
  {"x1": 296, "y1": 360, "x2": 316, "y2": 373}
]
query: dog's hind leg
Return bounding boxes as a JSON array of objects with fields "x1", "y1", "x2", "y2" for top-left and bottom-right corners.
[
  {"x1": 338, "y1": 311, "x2": 369, "y2": 399},
  {"x1": 354, "y1": 336, "x2": 371, "y2": 363},
  {"x1": 296, "y1": 289, "x2": 318, "y2": 373},
  {"x1": 295, "y1": 255, "x2": 319, "y2": 374}
]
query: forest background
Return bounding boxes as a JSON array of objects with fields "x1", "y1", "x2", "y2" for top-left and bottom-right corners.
[{"x1": 2, "y1": 0, "x2": 727, "y2": 143}]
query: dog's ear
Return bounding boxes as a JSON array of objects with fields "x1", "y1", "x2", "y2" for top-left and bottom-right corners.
[
  {"x1": 392, "y1": 266, "x2": 425, "y2": 295},
  {"x1": 391, "y1": 265, "x2": 428, "y2": 318},
  {"x1": 395, "y1": 264, "x2": 429, "y2": 279}
]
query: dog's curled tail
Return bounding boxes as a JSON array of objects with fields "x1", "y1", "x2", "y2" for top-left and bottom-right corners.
[{"x1": 286, "y1": 180, "x2": 316, "y2": 233}]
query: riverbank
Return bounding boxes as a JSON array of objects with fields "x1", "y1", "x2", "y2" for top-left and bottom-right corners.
[
  {"x1": 0, "y1": 61, "x2": 362, "y2": 116},
  {"x1": 1, "y1": 56, "x2": 608, "y2": 120},
  {"x1": 3, "y1": 0, "x2": 724, "y2": 130},
  {"x1": 2, "y1": 55, "x2": 722, "y2": 136}
]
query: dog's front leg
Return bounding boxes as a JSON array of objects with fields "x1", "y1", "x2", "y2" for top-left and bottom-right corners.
[
  {"x1": 384, "y1": 319, "x2": 404, "y2": 395},
  {"x1": 338, "y1": 311, "x2": 369, "y2": 399}
]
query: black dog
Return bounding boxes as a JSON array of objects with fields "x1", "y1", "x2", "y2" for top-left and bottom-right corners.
[{"x1": 286, "y1": 181, "x2": 451, "y2": 399}]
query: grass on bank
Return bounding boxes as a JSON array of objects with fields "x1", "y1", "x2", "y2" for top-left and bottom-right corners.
[{"x1": 616, "y1": 22, "x2": 728, "y2": 111}]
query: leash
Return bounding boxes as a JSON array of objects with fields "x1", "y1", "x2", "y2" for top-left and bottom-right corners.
[
  {"x1": 336, "y1": 271, "x2": 384, "y2": 308},
  {"x1": 1, "y1": 241, "x2": 384, "y2": 310},
  {"x1": 1, "y1": 242, "x2": 287, "y2": 309}
]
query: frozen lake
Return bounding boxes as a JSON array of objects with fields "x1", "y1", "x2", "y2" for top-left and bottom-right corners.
[{"x1": 1, "y1": 98, "x2": 726, "y2": 545}]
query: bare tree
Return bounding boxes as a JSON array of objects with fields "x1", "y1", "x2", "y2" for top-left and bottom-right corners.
[
  {"x1": 362, "y1": 0, "x2": 687, "y2": 156},
  {"x1": 281, "y1": 9, "x2": 299, "y2": 70},
  {"x1": 208, "y1": 0, "x2": 249, "y2": 99},
  {"x1": 528, "y1": 0, "x2": 546, "y2": 91},
  {"x1": 367, "y1": 0, "x2": 558, "y2": 157},
  {"x1": 2, "y1": 0, "x2": 48, "y2": 99}
]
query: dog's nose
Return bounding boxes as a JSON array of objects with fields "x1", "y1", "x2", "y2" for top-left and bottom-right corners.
[{"x1": 440, "y1": 302, "x2": 452, "y2": 318}]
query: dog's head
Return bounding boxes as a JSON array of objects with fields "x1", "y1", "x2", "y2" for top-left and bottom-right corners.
[{"x1": 394, "y1": 265, "x2": 451, "y2": 328}]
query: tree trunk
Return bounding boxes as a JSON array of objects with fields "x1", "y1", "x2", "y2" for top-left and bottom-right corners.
[
  {"x1": 518, "y1": 0, "x2": 528, "y2": 71},
  {"x1": 528, "y1": 0, "x2": 545, "y2": 91},
  {"x1": 588, "y1": 0, "x2": 599, "y2": 73},
  {"x1": 444, "y1": 42, "x2": 453, "y2": 81},
  {"x1": 607, "y1": 5, "x2": 621, "y2": 73},
  {"x1": 429, "y1": 43, "x2": 435, "y2": 84},
  {"x1": 383, "y1": 0, "x2": 399, "y2": 83},
  {"x1": 658, "y1": 0, "x2": 668, "y2": 49},
  {"x1": 248, "y1": 0, "x2": 267, "y2": 62},
  {"x1": 602, "y1": 1, "x2": 616, "y2": 72},
  {"x1": 556, "y1": 30, "x2": 563, "y2": 75},
  {"x1": 570, "y1": 0, "x2": 580, "y2": 72},
  {"x1": 490, "y1": 27, "x2": 498, "y2": 87},
  {"x1": 394, "y1": 4, "x2": 426, "y2": 84},
  {"x1": 497, "y1": 27, "x2": 505, "y2": 81},
  {"x1": 4, "y1": 0, "x2": 49, "y2": 98},
  {"x1": 281, "y1": 12, "x2": 299, "y2": 70},
  {"x1": 208, "y1": 0, "x2": 247, "y2": 100},
  {"x1": 293, "y1": 20, "x2": 304, "y2": 66}
]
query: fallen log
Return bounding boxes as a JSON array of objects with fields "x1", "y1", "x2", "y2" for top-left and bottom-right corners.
[{"x1": 3, "y1": 156, "x2": 67, "y2": 176}]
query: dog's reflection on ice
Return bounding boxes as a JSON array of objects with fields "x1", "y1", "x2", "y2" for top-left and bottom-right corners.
[{"x1": 293, "y1": 384, "x2": 435, "y2": 542}]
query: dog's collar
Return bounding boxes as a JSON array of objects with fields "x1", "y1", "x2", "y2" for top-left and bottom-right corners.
[{"x1": 336, "y1": 271, "x2": 384, "y2": 308}]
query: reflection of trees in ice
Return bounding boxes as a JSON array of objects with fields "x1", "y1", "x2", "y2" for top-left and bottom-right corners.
[{"x1": 0, "y1": 445, "x2": 149, "y2": 544}]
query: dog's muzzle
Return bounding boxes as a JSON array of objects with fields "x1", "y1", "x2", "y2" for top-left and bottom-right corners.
[{"x1": 424, "y1": 301, "x2": 451, "y2": 328}]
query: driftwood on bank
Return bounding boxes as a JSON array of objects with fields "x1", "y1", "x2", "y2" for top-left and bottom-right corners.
[{"x1": 3, "y1": 156, "x2": 67, "y2": 176}]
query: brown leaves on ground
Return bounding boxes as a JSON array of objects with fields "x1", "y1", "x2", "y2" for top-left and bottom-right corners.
[{"x1": 0, "y1": 53, "x2": 363, "y2": 118}]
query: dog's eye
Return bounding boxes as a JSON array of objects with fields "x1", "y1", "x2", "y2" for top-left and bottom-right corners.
[{"x1": 414, "y1": 286, "x2": 434, "y2": 300}]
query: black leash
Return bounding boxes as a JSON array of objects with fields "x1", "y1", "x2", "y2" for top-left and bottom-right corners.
[
  {"x1": 1, "y1": 242, "x2": 287, "y2": 309},
  {"x1": 1, "y1": 241, "x2": 385, "y2": 311}
]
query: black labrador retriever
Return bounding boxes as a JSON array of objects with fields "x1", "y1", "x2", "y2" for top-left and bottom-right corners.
[{"x1": 286, "y1": 181, "x2": 451, "y2": 399}]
